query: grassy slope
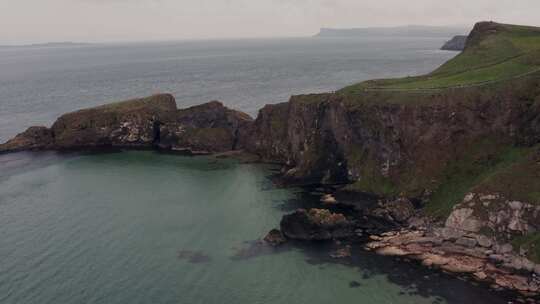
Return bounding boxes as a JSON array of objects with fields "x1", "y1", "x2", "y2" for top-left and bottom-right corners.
[
  {"x1": 339, "y1": 22, "x2": 540, "y2": 93},
  {"x1": 333, "y1": 22, "x2": 540, "y2": 260}
]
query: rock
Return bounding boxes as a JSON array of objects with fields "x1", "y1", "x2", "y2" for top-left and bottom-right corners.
[
  {"x1": 509, "y1": 201, "x2": 524, "y2": 210},
  {"x1": 475, "y1": 235, "x2": 493, "y2": 248},
  {"x1": 321, "y1": 194, "x2": 337, "y2": 204},
  {"x1": 473, "y1": 271, "x2": 488, "y2": 281},
  {"x1": 0, "y1": 126, "x2": 54, "y2": 153},
  {"x1": 1, "y1": 94, "x2": 253, "y2": 154},
  {"x1": 371, "y1": 197, "x2": 415, "y2": 224},
  {"x1": 455, "y1": 237, "x2": 478, "y2": 248},
  {"x1": 421, "y1": 253, "x2": 450, "y2": 266},
  {"x1": 445, "y1": 208, "x2": 482, "y2": 233},
  {"x1": 280, "y1": 209, "x2": 354, "y2": 241},
  {"x1": 263, "y1": 229, "x2": 286, "y2": 246},
  {"x1": 438, "y1": 227, "x2": 466, "y2": 241},
  {"x1": 440, "y1": 256, "x2": 484, "y2": 273},
  {"x1": 376, "y1": 246, "x2": 409, "y2": 256}
]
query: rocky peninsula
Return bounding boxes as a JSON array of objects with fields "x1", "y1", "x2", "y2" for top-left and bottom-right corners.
[{"x1": 2, "y1": 21, "x2": 540, "y2": 300}]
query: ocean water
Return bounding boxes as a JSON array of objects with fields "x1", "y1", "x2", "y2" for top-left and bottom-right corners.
[
  {"x1": 0, "y1": 37, "x2": 508, "y2": 304},
  {"x1": 0, "y1": 37, "x2": 454, "y2": 142}
]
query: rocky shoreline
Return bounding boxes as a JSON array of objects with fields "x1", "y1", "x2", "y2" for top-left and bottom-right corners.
[{"x1": 263, "y1": 191, "x2": 540, "y2": 302}]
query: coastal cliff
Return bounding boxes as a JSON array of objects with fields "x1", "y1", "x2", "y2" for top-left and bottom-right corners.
[
  {"x1": 2, "y1": 21, "x2": 540, "y2": 298},
  {"x1": 0, "y1": 94, "x2": 252, "y2": 155},
  {"x1": 441, "y1": 35, "x2": 468, "y2": 51}
]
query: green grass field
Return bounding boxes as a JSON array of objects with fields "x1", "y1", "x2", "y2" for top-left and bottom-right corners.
[{"x1": 339, "y1": 22, "x2": 540, "y2": 93}]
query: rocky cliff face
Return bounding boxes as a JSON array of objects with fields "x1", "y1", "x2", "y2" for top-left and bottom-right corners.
[
  {"x1": 244, "y1": 75, "x2": 540, "y2": 197},
  {"x1": 0, "y1": 94, "x2": 253, "y2": 154},
  {"x1": 441, "y1": 35, "x2": 468, "y2": 51}
]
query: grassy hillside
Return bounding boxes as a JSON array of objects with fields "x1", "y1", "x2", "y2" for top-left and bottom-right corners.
[{"x1": 340, "y1": 22, "x2": 540, "y2": 93}]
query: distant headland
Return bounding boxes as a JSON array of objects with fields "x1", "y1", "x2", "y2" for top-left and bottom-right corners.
[
  {"x1": 315, "y1": 25, "x2": 467, "y2": 38},
  {"x1": 0, "y1": 42, "x2": 92, "y2": 48}
]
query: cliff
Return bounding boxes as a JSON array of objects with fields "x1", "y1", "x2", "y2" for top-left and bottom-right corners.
[
  {"x1": 0, "y1": 94, "x2": 253, "y2": 155},
  {"x1": 441, "y1": 35, "x2": 468, "y2": 51}
]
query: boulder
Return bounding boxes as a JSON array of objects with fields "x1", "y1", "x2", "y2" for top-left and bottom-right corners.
[
  {"x1": 445, "y1": 208, "x2": 482, "y2": 232},
  {"x1": 280, "y1": 209, "x2": 354, "y2": 241},
  {"x1": 263, "y1": 229, "x2": 287, "y2": 246}
]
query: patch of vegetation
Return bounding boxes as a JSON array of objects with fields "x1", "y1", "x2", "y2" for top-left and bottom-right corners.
[
  {"x1": 339, "y1": 22, "x2": 540, "y2": 93},
  {"x1": 512, "y1": 233, "x2": 540, "y2": 263},
  {"x1": 424, "y1": 139, "x2": 531, "y2": 218},
  {"x1": 343, "y1": 147, "x2": 399, "y2": 197},
  {"x1": 474, "y1": 145, "x2": 540, "y2": 204}
]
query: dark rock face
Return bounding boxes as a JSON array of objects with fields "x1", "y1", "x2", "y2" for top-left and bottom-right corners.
[
  {"x1": 158, "y1": 101, "x2": 253, "y2": 153},
  {"x1": 280, "y1": 208, "x2": 355, "y2": 241},
  {"x1": 0, "y1": 94, "x2": 253, "y2": 154},
  {"x1": 441, "y1": 35, "x2": 468, "y2": 51},
  {"x1": 50, "y1": 94, "x2": 178, "y2": 149},
  {"x1": 243, "y1": 75, "x2": 540, "y2": 196},
  {"x1": 0, "y1": 126, "x2": 54, "y2": 152}
]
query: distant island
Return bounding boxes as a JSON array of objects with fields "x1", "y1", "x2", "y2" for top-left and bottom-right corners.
[
  {"x1": 0, "y1": 42, "x2": 91, "y2": 48},
  {"x1": 315, "y1": 25, "x2": 468, "y2": 38}
]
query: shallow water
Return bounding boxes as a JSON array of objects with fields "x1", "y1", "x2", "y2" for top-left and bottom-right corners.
[{"x1": 0, "y1": 151, "x2": 510, "y2": 304}]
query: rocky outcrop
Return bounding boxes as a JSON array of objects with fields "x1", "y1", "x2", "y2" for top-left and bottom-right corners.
[
  {"x1": 441, "y1": 35, "x2": 468, "y2": 51},
  {"x1": 0, "y1": 126, "x2": 55, "y2": 153},
  {"x1": 0, "y1": 94, "x2": 253, "y2": 154},
  {"x1": 366, "y1": 229, "x2": 540, "y2": 296},
  {"x1": 158, "y1": 101, "x2": 253, "y2": 154},
  {"x1": 280, "y1": 208, "x2": 355, "y2": 241}
]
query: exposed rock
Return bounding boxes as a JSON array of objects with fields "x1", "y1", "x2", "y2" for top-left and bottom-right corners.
[
  {"x1": 455, "y1": 236, "x2": 478, "y2": 248},
  {"x1": 263, "y1": 229, "x2": 286, "y2": 246},
  {"x1": 280, "y1": 208, "x2": 354, "y2": 241},
  {"x1": 476, "y1": 235, "x2": 493, "y2": 248},
  {"x1": 0, "y1": 94, "x2": 253, "y2": 154},
  {"x1": 371, "y1": 197, "x2": 415, "y2": 224},
  {"x1": 441, "y1": 35, "x2": 468, "y2": 51},
  {"x1": 0, "y1": 126, "x2": 54, "y2": 153},
  {"x1": 366, "y1": 229, "x2": 540, "y2": 296},
  {"x1": 445, "y1": 208, "x2": 482, "y2": 232},
  {"x1": 321, "y1": 194, "x2": 338, "y2": 204}
]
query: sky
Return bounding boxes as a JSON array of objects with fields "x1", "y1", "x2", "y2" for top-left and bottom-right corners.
[{"x1": 0, "y1": 0, "x2": 539, "y2": 44}]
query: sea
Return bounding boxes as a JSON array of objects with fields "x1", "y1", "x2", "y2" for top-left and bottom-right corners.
[{"x1": 0, "y1": 36, "x2": 510, "y2": 304}]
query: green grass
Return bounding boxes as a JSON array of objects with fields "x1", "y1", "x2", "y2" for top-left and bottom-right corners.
[
  {"x1": 512, "y1": 233, "x2": 540, "y2": 263},
  {"x1": 424, "y1": 140, "x2": 531, "y2": 218},
  {"x1": 339, "y1": 22, "x2": 540, "y2": 93}
]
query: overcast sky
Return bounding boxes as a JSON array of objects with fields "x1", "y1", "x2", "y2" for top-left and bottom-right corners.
[{"x1": 0, "y1": 0, "x2": 539, "y2": 44}]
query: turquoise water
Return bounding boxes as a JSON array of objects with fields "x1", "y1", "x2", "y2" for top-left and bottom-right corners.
[{"x1": 0, "y1": 151, "x2": 509, "y2": 304}]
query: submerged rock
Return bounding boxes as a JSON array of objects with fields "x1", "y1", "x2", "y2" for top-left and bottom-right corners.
[{"x1": 263, "y1": 229, "x2": 287, "y2": 246}]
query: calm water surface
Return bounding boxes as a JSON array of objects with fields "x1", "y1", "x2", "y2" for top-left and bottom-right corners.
[
  {"x1": 0, "y1": 37, "x2": 507, "y2": 304},
  {"x1": 0, "y1": 151, "x2": 508, "y2": 304}
]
